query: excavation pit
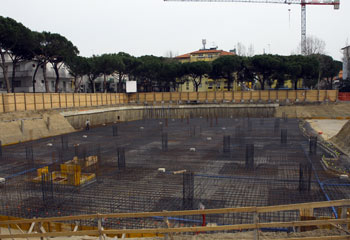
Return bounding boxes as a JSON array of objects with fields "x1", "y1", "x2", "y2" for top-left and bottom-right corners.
[{"x1": 0, "y1": 117, "x2": 349, "y2": 229}]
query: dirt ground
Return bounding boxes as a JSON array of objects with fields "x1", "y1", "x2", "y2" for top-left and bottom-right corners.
[
  {"x1": 277, "y1": 102, "x2": 350, "y2": 118},
  {"x1": 306, "y1": 119, "x2": 348, "y2": 141},
  {"x1": 331, "y1": 120, "x2": 350, "y2": 156}
]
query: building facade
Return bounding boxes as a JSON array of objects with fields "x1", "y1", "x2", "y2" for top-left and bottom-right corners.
[
  {"x1": 0, "y1": 55, "x2": 74, "y2": 93},
  {"x1": 175, "y1": 47, "x2": 235, "y2": 92},
  {"x1": 342, "y1": 46, "x2": 350, "y2": 80}
]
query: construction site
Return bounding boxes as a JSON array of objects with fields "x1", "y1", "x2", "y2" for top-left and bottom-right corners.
[{"x1": 1, "y1": 103, "x2": 350, "y2": 236}]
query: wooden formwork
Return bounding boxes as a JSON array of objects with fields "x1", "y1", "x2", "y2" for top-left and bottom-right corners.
[
  {"x1": 0, "y1": 199, "x2": 349, "y2": 239},
  {"x1": 0, "y1": 90, "x2": 340, "y2": 113}
]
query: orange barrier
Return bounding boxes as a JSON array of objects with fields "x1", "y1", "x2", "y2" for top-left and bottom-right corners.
[{"x1": 338, "y1": 92, "x2": 350, "y2": 101}]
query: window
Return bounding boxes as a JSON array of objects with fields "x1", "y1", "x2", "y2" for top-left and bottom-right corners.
[
  {"x1": 13, "y1": 81, "x2": 21, "y2": 88},
  {"x1": 217, "y1": 83, "x2": 221, "y2": 89},
  {"x1": 63, "y1": 81, "x2": 67, "y2": 92},
  {"x1": 199, "y1": 83, "x2": 202, "y2": 88},
  {"x1": 51, "y1": 81, "x2": 55, "y2": 89}
]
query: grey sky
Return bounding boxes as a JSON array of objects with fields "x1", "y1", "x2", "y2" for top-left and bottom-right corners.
[{"x1": 1, "y1": 0, "x2": 349, "y2": 60}]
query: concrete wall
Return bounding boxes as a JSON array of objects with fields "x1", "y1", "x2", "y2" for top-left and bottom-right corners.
[
  {"x1": 0, "y1": 90, "x2": 338, "y2": 113},
  {"x1": 63, "y1": 104, "x2": 277, "y2": 129}
]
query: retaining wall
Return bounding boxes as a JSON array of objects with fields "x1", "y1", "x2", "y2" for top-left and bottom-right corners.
[
  {"x1": 62, "y1": 104, "x2": 278, "y2": 129},
  {"x1": 0, "y1": 90, "x2": 338, "y2": 113}
]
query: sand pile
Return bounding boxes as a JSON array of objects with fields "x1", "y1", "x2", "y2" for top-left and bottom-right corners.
[
  {"x1": 0, "y1": 112, "x2": 75, "y2": 145},
  {"x1": 330, "y1": 120, "x2": 350, "y2": 155}
]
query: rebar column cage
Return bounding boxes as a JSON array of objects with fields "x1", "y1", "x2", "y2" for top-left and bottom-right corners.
[{"x1": 183, "y1": 172, "x2": 194, "y2": 210}]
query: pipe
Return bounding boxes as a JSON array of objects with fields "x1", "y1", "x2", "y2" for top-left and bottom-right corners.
[
  {"x1": 302, "y1": 147, "x2": 338, "y2": 218},
  {"x1": 322, "y1": 183, "x2": 350, "y2": 187},
  {"x1": 166, "y1": 171, "x2": 318, "y2": 184},
  {"x1": 5, "y1": 168, "x2": 37, "y2": 180},
  {"x1": 194, "y1": 173, "x2": 318, "y2": 184},
  {"x1": 5, "y1": 163, "x2": 55, "y2": 180}
]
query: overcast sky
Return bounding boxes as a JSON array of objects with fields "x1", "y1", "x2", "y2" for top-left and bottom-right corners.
[{"x1": 1, "y1": 0, "x2": 349, "y2": 60}]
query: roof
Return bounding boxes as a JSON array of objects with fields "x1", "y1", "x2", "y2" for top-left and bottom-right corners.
[
  {"x1": 175, "y1": 53, "x2": 191, "y2": 59},
  {"x1": 175, "y1": 49, "x2": 234, "y2": 59}
]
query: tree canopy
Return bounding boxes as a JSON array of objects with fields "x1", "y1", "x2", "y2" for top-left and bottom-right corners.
[{"x1": 0, "y1": 16, "x2": 344, "y2": 93}]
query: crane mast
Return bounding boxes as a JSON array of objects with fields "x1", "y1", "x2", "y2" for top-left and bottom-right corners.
[{"x1": 164, "y1": 0, "x2": 340, "y2": 55}]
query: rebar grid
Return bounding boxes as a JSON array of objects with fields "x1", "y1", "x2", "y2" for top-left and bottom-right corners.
[{"x1": 0, "y1": 113, "x2": 348, "y2": 230}]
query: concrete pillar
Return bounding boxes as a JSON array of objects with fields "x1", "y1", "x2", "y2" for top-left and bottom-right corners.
[
  {"x1": 112, "y1": 125, "x2": 118, "y2": 137},
  {"x1": 117, "y1": 147, "x2": 125, "y2": 170},
  {"x1": 245, "y1": 144, "x2": 254, "y2": 170},
  {"x1": 162, "y1": 133, "x2": 168, "y2": 151},
  {"x1": 281, "y1": 129, "x2": 287, "y2": 144},
  {"x1": 183, "y1": 172, "x2": 194, "y2": 210},
  {"x1": 223, "y1": 135, "x2": 231, "y2": 153},
  {"x1": 309, "y1": 136, "x2": 317, "y2": 154}
]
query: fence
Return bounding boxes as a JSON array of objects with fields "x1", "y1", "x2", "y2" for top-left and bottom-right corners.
[
  {"x1": 129, "y1": 90, "x2": 338, "y2": 104},
  {"x1": 0, "y1": 199, "x2": 349, "y2": 239},
  {"x1": 0, "y1": 93, "x2": 128, "y2": 113},
  {"x1": 0, "y1": 90, "x2": 339, "y2": 113}
]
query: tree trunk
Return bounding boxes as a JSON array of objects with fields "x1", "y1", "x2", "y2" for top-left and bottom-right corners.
[
  {"x1": 0, "y1": 51, "x2": 11, "y2": 93},
  {"x1": 32, "y1": 63, "x2": 40, "y2": 93},
  {"x1": 74, "y1": 76, "x2": 78, "y2": 93},
  {"x1": 193, "y1": 79, "x2": 199, "y2": 92},
  {"x1": 54, "y1": 64, "x2": 60, "y2": 93},
  {"x1": 89, "y1": 76, "x2": 96, "y2": 93},
  {"x1": 294, "y1": 79, "x2": 298, "y2": 90},
  {"x1": 118, "y1": 73, "x2": 123, "y2": 93},
  {"x1": 11, "y1": 61, "x2": 17, "y2": 93},
  {"x1": 328, "y1": 78, "x2": 333, "y2": 90},
  {"x1": 227, "y1": 72, "x2": 232, "y2": 91},
  {"x1": 103, "y1": 73, "x2": 107, "y2": 93},
  {"x1": 42, "y1": 62, "x2": 50, "y2": 92},
  {"x1": 260, "y1": 79, "x2": 265, "y2": 90}
]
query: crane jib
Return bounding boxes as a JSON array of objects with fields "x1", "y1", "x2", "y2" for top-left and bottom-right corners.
[{"x1": 164, "y1": 0, "x2": 340, "y2": 7}]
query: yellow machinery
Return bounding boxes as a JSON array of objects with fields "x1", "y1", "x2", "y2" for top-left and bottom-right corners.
[{"x1": 33, "y1": 156, "x2": 97, "y2": 186}]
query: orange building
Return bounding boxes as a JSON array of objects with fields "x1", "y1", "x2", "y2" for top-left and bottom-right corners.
[{"x1": 175, "y1": 47, "x2": 235, "y2": 92}]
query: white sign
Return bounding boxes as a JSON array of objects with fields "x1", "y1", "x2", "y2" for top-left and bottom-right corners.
[{"x1": 126, "y1": 81, "x2": 137, "y2": 93}]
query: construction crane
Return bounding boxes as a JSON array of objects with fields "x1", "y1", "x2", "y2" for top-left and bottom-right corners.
[{"x1": 164, "y1": 0, "x2": 340, "y2": 55}]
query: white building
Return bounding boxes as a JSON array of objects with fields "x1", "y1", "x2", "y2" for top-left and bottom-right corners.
[
  {"x1": 342, "y1": 46, "x2": 350, "y2": 80},
  {"x1": 0, "y1": 55, "x2": 74, "y2": 93}
]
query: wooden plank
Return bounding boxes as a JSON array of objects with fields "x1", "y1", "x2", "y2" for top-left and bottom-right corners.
[
  {"x1": 1, "y1": 219, "x2": 350, "y2": 239},
  {"x1": 275, "y1": 236, "x2": 350, "y2": 240},
  {"x1": 98, "y1": 218, "x2": 350, "y2": 234},
  {"x1": 2, "y1": 199, "x2": 349, "y2": 225},
  {"x1": 28, "y1": 222, "x2": 35, "y2": 234},
  {"x1": 0, "y1": 230, "x2": 99, "y2": 238},
  {"x1": 256, "y1": 200, "x2": 350, "y2": 213}
]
